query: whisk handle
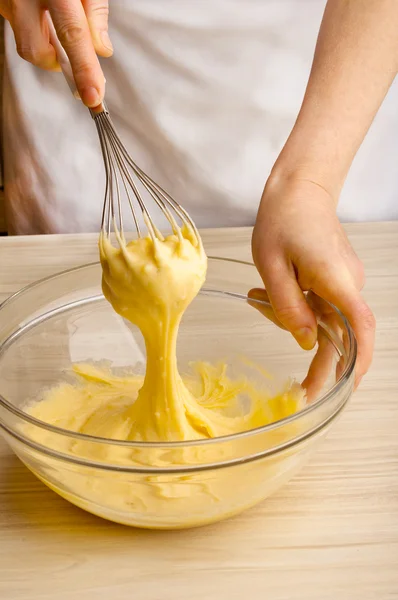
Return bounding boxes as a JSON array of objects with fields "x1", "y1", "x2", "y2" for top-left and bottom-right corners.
[{"x1": 46, "y1": 12, "x2": 80, "y2": 100}]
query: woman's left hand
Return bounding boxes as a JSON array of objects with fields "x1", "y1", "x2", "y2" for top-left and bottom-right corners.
[{"x1": 252, "y1": 175, "x2": 375, "y2": 388}]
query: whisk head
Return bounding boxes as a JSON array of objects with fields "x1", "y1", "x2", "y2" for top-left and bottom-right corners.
[{"x1": 91, "y1": 106, "x2": 200, "y2": 246}]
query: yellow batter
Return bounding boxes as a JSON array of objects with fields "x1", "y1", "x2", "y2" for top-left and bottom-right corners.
[{"x1": 24, "y1": 226, "x2": 306, "y2": 527}]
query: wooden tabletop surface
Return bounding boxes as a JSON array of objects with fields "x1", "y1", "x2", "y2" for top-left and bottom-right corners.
[{"x1": 0, "y1": 224, "x2": 397, "y2": 600}]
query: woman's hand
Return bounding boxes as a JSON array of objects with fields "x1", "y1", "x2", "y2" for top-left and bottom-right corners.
[
  {"x1": 252, "y1": 176, "x2": 375, "y2": 388},
  {"x1": 0, "y1": 0, "x2": 112, "y2": 107}
]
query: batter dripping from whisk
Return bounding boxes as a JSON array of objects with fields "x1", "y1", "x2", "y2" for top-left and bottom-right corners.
[
  {"x1": 100, "y1": 225, "x2": 226, "y2": 441},
  {"x1": 96, "y1": 224, "x2": 299, "y2": 441},
  {"x1": 27, "y1": 224, "x2": 304, "y2": 446}
]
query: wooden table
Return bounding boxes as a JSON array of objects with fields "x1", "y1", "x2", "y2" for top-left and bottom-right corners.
[{"x1": 0, "y1": 224, "x2": 397, "y2": 600}]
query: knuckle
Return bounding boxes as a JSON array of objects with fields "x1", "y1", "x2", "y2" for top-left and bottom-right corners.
[
  {"x1": 16, "y1": 42, "x2": 37, "y2": 64},
  {"x1": 357, "y1": 303, "x2": 376, "y2": 331},
  {"x1": 16, "y1": 41, "x2": 51, "y2": 67},
  {"x1": 16, "y1": 42, "x2": 29, "y2": 60},
  {"x1": 91, "y1": 2, "x2": 109, "y2": 19},
  {"x1": 72, "y1": 63, "x2": 95, "y2": 80},
  {"x1": 57, "y1": 23, "x2": 86, "y2": 46},
  {"x1": 261, "y1": 253, "x2": 286, "y2": 276}
]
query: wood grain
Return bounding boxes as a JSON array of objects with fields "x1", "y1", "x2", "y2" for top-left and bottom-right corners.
[{"x1": 0, "y1": 224, "x2": 397, "y2": 600}]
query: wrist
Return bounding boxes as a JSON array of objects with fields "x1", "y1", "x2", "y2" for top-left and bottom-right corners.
[
  {"x1": 267, "y1": 139, "x2": 345, "y2": 207},
  {"x1": 260, "y1": 163, "x2": 338, "y2": 215}
]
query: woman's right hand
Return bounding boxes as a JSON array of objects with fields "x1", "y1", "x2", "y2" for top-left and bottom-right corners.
[{"x1": 0, "y1": 0, "x2": 112, "y2": 107}]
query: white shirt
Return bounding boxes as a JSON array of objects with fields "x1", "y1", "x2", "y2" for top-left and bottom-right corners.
[{"x1": 3, "y1": 0, "x2": 398, "y2": 234}]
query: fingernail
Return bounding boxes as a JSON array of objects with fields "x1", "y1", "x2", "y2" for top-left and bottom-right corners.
[
  {"x1": 101, "y1": 31, "x2": 113, "y2": 52},
  {"x1": 295, "y1": 327, "x2": 317, "y2": 350},
  {"x1": 81, "y1": 86, "x2": 101, "y2": 108}
]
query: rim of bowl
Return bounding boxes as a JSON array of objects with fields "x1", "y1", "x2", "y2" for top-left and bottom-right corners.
[{"x1": 0, "y1": 257, "x2": 357, "y2": 449}]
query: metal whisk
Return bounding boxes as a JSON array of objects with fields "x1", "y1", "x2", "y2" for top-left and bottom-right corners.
[
  {"x1": 47, "y1": 15, "x2": 200, "y2": 245},
  {"x1": 91, "y1": 108, "x2": 199, "y2": 244}
]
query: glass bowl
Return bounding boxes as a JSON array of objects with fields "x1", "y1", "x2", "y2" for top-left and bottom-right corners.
[{"x1": 0, "y1": 257, "x2": 355, "y2": 529}]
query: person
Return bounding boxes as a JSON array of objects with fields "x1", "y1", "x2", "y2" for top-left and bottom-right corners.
[{"x1": 2, "y1": 1, "x2": 397, "y2": 387}]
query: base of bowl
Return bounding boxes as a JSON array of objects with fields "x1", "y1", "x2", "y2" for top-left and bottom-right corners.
[{"x1": 32, "y1": 469, "x2": 273, "y2": 530}]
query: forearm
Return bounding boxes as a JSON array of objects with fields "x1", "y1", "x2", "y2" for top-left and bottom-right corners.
[{"x1": 271, "y1": 0, "x2": 398, "y2": 201}]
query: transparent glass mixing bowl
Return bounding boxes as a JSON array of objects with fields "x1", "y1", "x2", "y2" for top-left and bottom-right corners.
[{"x1": 0, "y1": 257, "x2": 356, "y2": 529}]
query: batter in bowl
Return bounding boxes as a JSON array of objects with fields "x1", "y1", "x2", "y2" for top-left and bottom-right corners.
[
  {"x1": 24, "y1": 228, "x2": 305, "y2": 526},
  {"x1": 28, "y1": 227, "x2": 303, "y2": 443}
]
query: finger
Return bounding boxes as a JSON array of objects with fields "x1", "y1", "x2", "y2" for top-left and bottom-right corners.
[
  {"x1": 48, "y1": 0, "x2": 105, "y2": 107},
  {"x1": 305, "y1": 290, "x2": 353, "y2": 391},
  {"x1": 342, "y1": 294, "x2": 375, "y2": 389},
  {"x1": 249, "y1": 288, "x2": 270, "y2": 303},
  {"x1": 10, "y1": 0, "x2": 58, "y2": 70},
  {"x1": 312, "y1": 273, "x2": 375, "y2": 388},
  {"x1": 258, "y1": 258, "x2": 318, "y2": 350},
  {"x1": 248, "y1": 288, "x2": 288, "y2": 330},
  {"x1": 302, "y1": 330, "x2": 336, "y2": 403},
  {"x1": 82, "y1": 0, "x2": 113, "y2": 57}
]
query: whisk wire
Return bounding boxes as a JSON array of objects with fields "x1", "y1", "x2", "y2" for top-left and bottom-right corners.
[
  {"x1": 91, "y1": 107, "x2": 199, "y2": 247},
  {"x1": 101, "y1": 118, "x2": 173, "y2": 239}
]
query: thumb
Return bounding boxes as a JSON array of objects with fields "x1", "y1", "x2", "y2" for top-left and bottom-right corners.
[
  {"x1": 259, "y1": 258, "x2": 318, "y2": 350},
  {"x1": 82, "y1": 0, "x2": 113, "y2": 57}
]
